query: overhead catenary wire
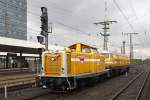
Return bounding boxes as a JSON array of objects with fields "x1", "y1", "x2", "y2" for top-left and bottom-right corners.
[
  {"x1": 113, "y1": 0, "x2": 135, "y2": 32},
  {"x1": 2, "y1": 0, "x2": 149, "y2": 58},
  {"x1": 28, "y1": 0, "x2": 141, "y2": 52},
  {"x1": 128, "y1": 0, "x2": 138, "y2": 20},
  {"x1": 28, "y1": 0, "x2": 96, "y2": 21},
  {"x1": 27, "y1": 10, "x2": 102, "y2": 44}
]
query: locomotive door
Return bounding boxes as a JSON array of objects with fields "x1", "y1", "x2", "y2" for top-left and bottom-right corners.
[
  {"x1": 91, "y1": 49, "x2": 100, "y2": 73},
  {"x1": 77, "y1": 47, "x2": 91, "y2": 74},
  {"x1": 75, "y1": 53, "x2": 90, "y2": 74}
]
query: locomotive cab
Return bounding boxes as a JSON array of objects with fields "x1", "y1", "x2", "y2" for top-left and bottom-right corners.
[{"x1": 39, "y1": 43, "x2": 107, "y2": 90}]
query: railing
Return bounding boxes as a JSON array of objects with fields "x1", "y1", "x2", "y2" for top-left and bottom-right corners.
[
  {"x1": 0, "y1": 68, "x2": 30, "y2": 74},
  {"x1": 0, "y1": 74, "x2": 37, "y2": 99}
]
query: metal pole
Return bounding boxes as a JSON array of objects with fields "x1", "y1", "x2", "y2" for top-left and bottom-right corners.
[
  {"x1": 122, "y1": 32, "x2": 138, "y2": 63},
  {"x1": 121, "y1": 46, "x2": 123, "y2": 54},
  {"x1": 104, "y1": 36, "x2": 106, "y2": 50},
  {"x1": 45, "y1": 33, "x2": 48, "y2": 50},
  {"x1": 4, "y1": 85, "x2": 7, "y2": 99},
  {"x1": 130, "y1": 33, "x2": 132, "y2": 62},
  {"x1": 123, "y1": 41, "x2": 126, "y2": 55},
  {"x1": 106, "y1": 37, "x2": 108, "y2": 50},
  {"x1": 36, "y1": 57, "x2": 38, "y2": 74}
]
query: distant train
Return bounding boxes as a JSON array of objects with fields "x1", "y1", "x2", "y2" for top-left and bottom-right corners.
[
  {"x1": 101, "y1": 51, "x2": 130, "y2": 76},
  {"x1": 38, "y1": 43, "x2": 130, "y2": 90}
]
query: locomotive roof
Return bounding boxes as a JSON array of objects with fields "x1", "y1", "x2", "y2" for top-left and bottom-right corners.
[
  {"x1": 68, "y1": 43, "x2": 97, "y2": 49},
  {"x1": 101, "y1": 50, "x2": 129, "y2": 58}
]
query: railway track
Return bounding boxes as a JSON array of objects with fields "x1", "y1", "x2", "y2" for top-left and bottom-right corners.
[
  {"x1": 23, "y1": 91, "x2": 68, "y2": 100},
  {"x1": 135, "y1": 68, "x2": 150, "y2": 100},
  {"x1": 23, "y1": 79, "x2": 98, "y2": 100},
  {"x1": 109, "y1": 67, "x2": 150, "y2": 100},
  {"x1": 23, "y1": 65, "x2": 144, "y2": 100},
  {"x1": 0, "y1": 64, "x2": 146, "y2": 100}
]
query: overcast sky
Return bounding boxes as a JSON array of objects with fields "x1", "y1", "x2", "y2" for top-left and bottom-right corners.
[{"x1": 27, "y1": 0, "x2": 150, "y2": 59}]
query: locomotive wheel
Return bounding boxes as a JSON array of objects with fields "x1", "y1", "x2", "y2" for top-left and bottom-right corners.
[{"x1": 61, "y1": 85, "x2": 67, "y2": 91}]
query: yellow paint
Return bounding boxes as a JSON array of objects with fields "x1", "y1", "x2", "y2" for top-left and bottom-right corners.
[
  {"x1": 44, "y1": 53, "x2": 62, "y2": 76},
  {"x1": 76, "y1": 43, "x2": 81, "y2": 52},
  {"x1": 42, "y1": 43, "x2": 106, "y2": 77},
  {"x1": 102, "y1": 53, "x2": 129, "y2": 68},
  {"x1": 42, "y1": 43, "x2": 129, "y2": 78},
  {"x1": 67, "y1": 43, "x2": 105, "y2": 77}
]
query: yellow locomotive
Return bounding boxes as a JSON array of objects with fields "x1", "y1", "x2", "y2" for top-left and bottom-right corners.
[
  {"x1": 101, "y1": 51, "x2": 130, "y2": 75},
  {"x1": 39, "y1": 43, "x2": 109, "y2": 90},
  {"x1": 39, "y1": 43, "x2": 130, "y2": 90}
]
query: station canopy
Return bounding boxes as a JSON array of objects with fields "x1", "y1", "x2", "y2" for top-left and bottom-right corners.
[
  {"x1": 0, "y1": 37, "x2": 44, "y2": 54},
  {"x1": 0, "y1": 37, "x2": 65, "y2": 55}
]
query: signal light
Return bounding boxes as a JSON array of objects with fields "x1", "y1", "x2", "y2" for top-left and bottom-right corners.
[
  {"x1": 40, "y1": 7, "x2": 48, "y2": 35},
  {"x1": 37, "y1": 36, "x2": 44, "y2": 44}
]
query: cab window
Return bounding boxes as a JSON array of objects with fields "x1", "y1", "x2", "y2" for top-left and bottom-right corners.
[
  {"x1": 109, "y1": 54, "x2": 113, "y2": 58},
  {"x1": 92, "y1": 48, "x2": 99, "y2": 53},
  {"x1": 82, "y1": 48, "x2": 91, "y2": 53},
  {"x1": 71, "y1": 48, "x2": 76, "y2": 52},
  {"x1": 102, "y1": 53, "x2": 109, "y2": 58}
]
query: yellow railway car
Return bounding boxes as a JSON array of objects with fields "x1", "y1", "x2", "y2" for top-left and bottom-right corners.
[
  {"x1": 101, "y1": 51, "x2": 130, "y2": 75},
  {"x1": 39, "y1": 43, "x2": 109, "y2": 90}
]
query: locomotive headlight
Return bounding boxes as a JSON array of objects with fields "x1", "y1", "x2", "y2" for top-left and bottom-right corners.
[
  {"x1": 61, "y1": 68, "x2": 65, "y2": 74},
  {"x1": 62, "y1": 68, "x2": 64, "y2": 70},
  {"x1": 41, "y1": 67, "x2": 43, "y2": 70},
  {"x1": 51, "y1": 58, "x2": 54, "y2": 61}
]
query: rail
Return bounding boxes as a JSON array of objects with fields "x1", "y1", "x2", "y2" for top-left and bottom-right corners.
[
  {"x1": 109, "y1": 71, "x2": 144, "y2": 100},
  {"x1": 135, "y1": 70, "x2": 150, "y2": 100}
]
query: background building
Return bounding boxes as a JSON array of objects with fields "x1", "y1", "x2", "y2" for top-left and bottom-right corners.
[{"x1": 0, "y1": 0, "x2": 27, "y2": 40}]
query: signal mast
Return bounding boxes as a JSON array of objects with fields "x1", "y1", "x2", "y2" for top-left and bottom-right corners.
[{"x1": 37, "y1": 7, "x2": 52, "y2": 51}]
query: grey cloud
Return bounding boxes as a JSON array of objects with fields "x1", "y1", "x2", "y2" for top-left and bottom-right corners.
[{"x1": 27, "y1": 0, "x2": 150, "y2": 58}]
